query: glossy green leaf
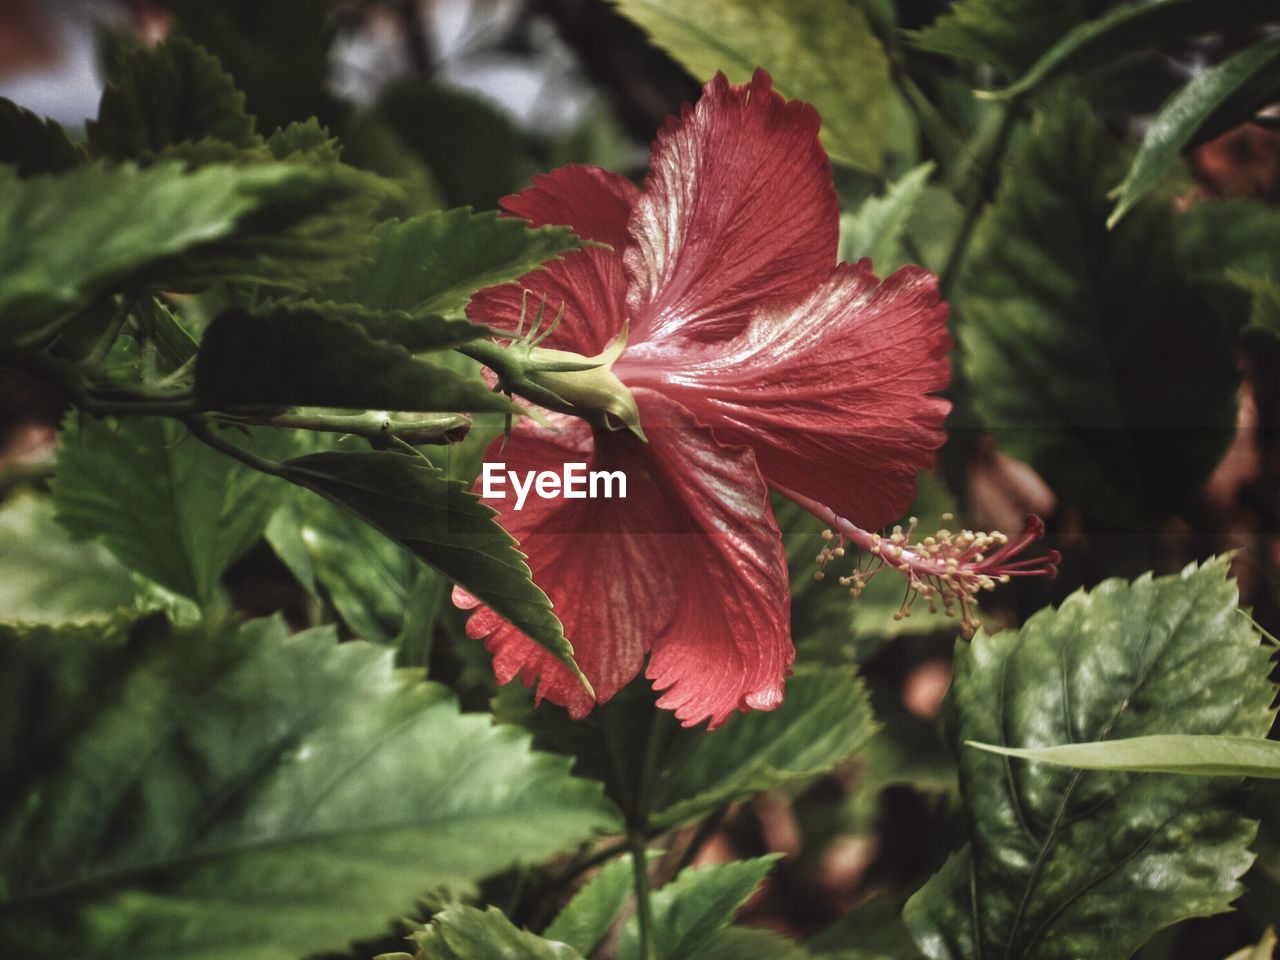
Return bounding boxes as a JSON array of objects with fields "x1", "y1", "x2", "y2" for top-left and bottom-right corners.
[
  {"x1": 648, "y1": 666, "x2": 875, "y2": 828},
  {"x1": 544, "y1": 853, "x2": 650, "y2": 956},
  {"x1": 0, "y1": 98, "x2": 84, "y2": 176},
  {"x1": 0, "y1": 614, "x2": 620, "y2": 960},
  {"x1": 903, "y1": 558, "x2": 1276, "y2": 960},
  {"x1": 0, "y1": 492, "x2": 140, "y2": 622},
  {"x1": 609, "y1": 0, "x2": 892, "y2": 172},
  {"x1": 1110, "y1": 35, "x2": 1280, "y2": 227},
  {"x1": 280, "y1": 450, "x2": 589, "y2": 691},
  {"x1": 838, "y1": 162, "x2": 935, "y2": 273},
  {"x1": 408, "y1": 906, "x2": 585, "y2": 959},
  {"x1": 910, "y1": 0, "x2": 1114, "y2": 75},
  {"x1": 52, "y1": 415, "x2": 278, "y2": 606},
  {"x1": 968, "y1": 734, "x2": 1280, "y2": 779},
  {"x1": 0, "y1": 160, "x2": 364, "y2": 346},
  {"x1": 328, "y1": 208, "x2": 584, "y2": 318},
  {"x1": 959, "y1": 94, "x2": 1238, "y2": 530},
  {"x1": 88, "y1": 36, "x2": 260, "y2": 160},
  {"x1": 617, "y1": 856, "x2": 781, "y2": 960},
  {"x1": 194, "y1": 305, "x2": 514, "y2": 413},
  {"x1": 994, "y1": 0, "x2": 1280, "y2": 99}
]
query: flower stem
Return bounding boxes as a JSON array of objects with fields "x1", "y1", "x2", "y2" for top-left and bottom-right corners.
[{"x1": 629, "y1": 830, "x2": 658, "y2": 960}]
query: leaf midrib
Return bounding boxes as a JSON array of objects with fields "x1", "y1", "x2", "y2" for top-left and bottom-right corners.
[{"x1": 997, "y1": 584, "x2": 1198, "y2": 959}]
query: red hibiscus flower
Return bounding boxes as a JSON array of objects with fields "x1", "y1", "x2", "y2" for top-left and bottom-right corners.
[{"x1": 456, "y1": 69, "x2": 954, "y2": 728}]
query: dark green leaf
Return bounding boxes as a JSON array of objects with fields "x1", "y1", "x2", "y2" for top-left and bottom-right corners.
[
  {"x1": 959, "y1": 94, "x2": 1238, "y2": 530},
  {"x1": 0, "y1": 160, "x2": 368, "y2": 346},
  {"x1": 193, "y1": 305, "x2": 513, "y2": 413},
  {"x1": 280, "y1": 450, "x2": 589, "y2": 692},
  {"x1": 648, "y1": 666, "x2": 875, "y2": 828},
  {"x1": 616, "y1": 856, "x2": 781, "y2": 960},
  {"x1": 0, "y1": 614, "x2": 620, "y2": 959},
  {"x1": 968, "y1": 733, "x2": 1280, "y2": 778},
  {"x1": 371, "y1": 80, "x2": 532, "y2": 210},
  {"x1": 609, "y1": 0, "x2": 891, "y2": 172},
  {"x1": 544, "y1": 852, "x2": 660, "y2": 956},
  {"x1": 1175, "y1": 200, "x2": 1280, "y2": 287},
  {"x1": 693, "y1": 926, "x2": 808, "y2": 959},
  {"x1": 165, "y1": 0, "x2": 338, "y2": 133},
  {"x1": 808, "y1": 895, "x2": 923, "y2": 958},
  {"x1": 910, "y1": 0, "x2": 1117, "y2": 75},
  {"x1": 88, "y1": 36, "x2": 260, "y2": 160},
  {"x1": 51, "y1": 415, "x2": 278, "y2": 605},
  {"x1": 838, "y1": 162, "x2": 934, "y2": 273},
  {"x1": 994, "y1": 0, "x2": 1280, "y2": 99},
  {"x1": 265, "y1": 476, "x2": 434, "y2": 646},
  {"x1": 327, "y1": 208, "x2": 584, "y2": 319},
  {"x1": 411, "y1": 906, "x2": 586, "y2": 959},
  {"x1": 903, "y1": 557, "x2": 1276, "y2": 960},
  {"x1": 0, "y1": 98, "x2": 84, "y2": 176},
  {"x1": 0, "y1": 492, "x2": 140, "y2": 622},
  {"x1": 278, "y1": 298, "x2": 490, "y2": 352},
  {"x1": 1110, "y1": 35, "x2": 1280, "y2": 226}
]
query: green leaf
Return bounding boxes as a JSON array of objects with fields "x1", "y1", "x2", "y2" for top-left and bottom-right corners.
[
  {"x1": 88, "y1": 36, "x2": 261, "y2": 160},
  {"x1": 279, "y1": 450, "x2": 589, "y2": 692},
  {"x1": 51, "y1": 415, "x2": 278, "y2": 606},
  {"x1": 838, "y1": 162, "x2": 935, "y2": 273},
  {"x1": 694, "y1": 927, "x2": 808, "y2": 960},
  {"x1": 968, "y1": 734, "x2": 1280, "y2": 779},
  {"x1": 617, "y1": 856, "x2": 781, "y2": 960},
  {"x1": 164, "y1": 0, "x2": 337, "y2": 134},
  {"x1": 370, "y1": 80, "x2": 533, "y2": 210},
  {"x1": 993, "y1": 0, "x2": 1280, "y2": 99},
  {"x1": 959, "y1": 94, "x2": 1238, "y2": 530},
  {"x1": 193, "y1": 305, "x2": 514, "y2": 413},
  {"x1": 273, "y1": 298, "x2": 491, "y2": 352},
  {"x1": 412, "y1": 906, "x2": 586, "y2": 959},
  {"x1": 327, "y1": 208, "x2": 584, "y2": 318},
  {"x1": 266, "y1": 478, "x2": 432, "y2": 646},
  {"x1": 0, "y1": 160, "x2": 366, "y2": 347},
  {"x1": 1175, "y1": 200, "x2": 1280, "y2": 288},
  {"x1": 903, "y1": 557, "x2": 1276, "y2": 960},
  {"x1": 1110, "y1": 35, "x2": 1280, "y2": 227},
  {"x1": 1111, "y1": 32, "x2": 1280, "y2": 229},
  {"x1": 0, "y1": 98, "x2": 85, "y2": 176},
  {"x1": 648, "y1": 666, "x2": 875, "y2": 828},
  {"x1": 910, "y1": 0, "x2": 1117, "y2": 76},
  {"x1": 808, "y1": 895, "x2": 923, "y2": 958},
  {"x1": 544, "y1": 854, "x2": 643, "y2": 956},
  {"x1": 608, "y1": 0, "x2": 892, "y2": 172},
  {"x1": 0, "y1": 492, "x2": 140, "y2": 622},
  {"x1": 0, "y1": 614, "x2": 620, "y2": 960}
]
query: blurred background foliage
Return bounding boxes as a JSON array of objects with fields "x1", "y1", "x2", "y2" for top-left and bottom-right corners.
[{"x1": 1, "y1": 1, "x2": 1279, "y2": 958}]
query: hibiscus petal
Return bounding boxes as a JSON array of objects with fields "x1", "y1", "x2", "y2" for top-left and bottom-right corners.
[
  {"x1": 454, "y1": 391, "x2": 792, "y2": 728},
  {"x1": 618, "y1": 262, "x2": 952, "y2": 531},
  {"x1": 626, "y1": 69, "x2": 839, "y2": 346},
  {"x1": 467, "y1": 164, "x2": 640, "y2": 355}
]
